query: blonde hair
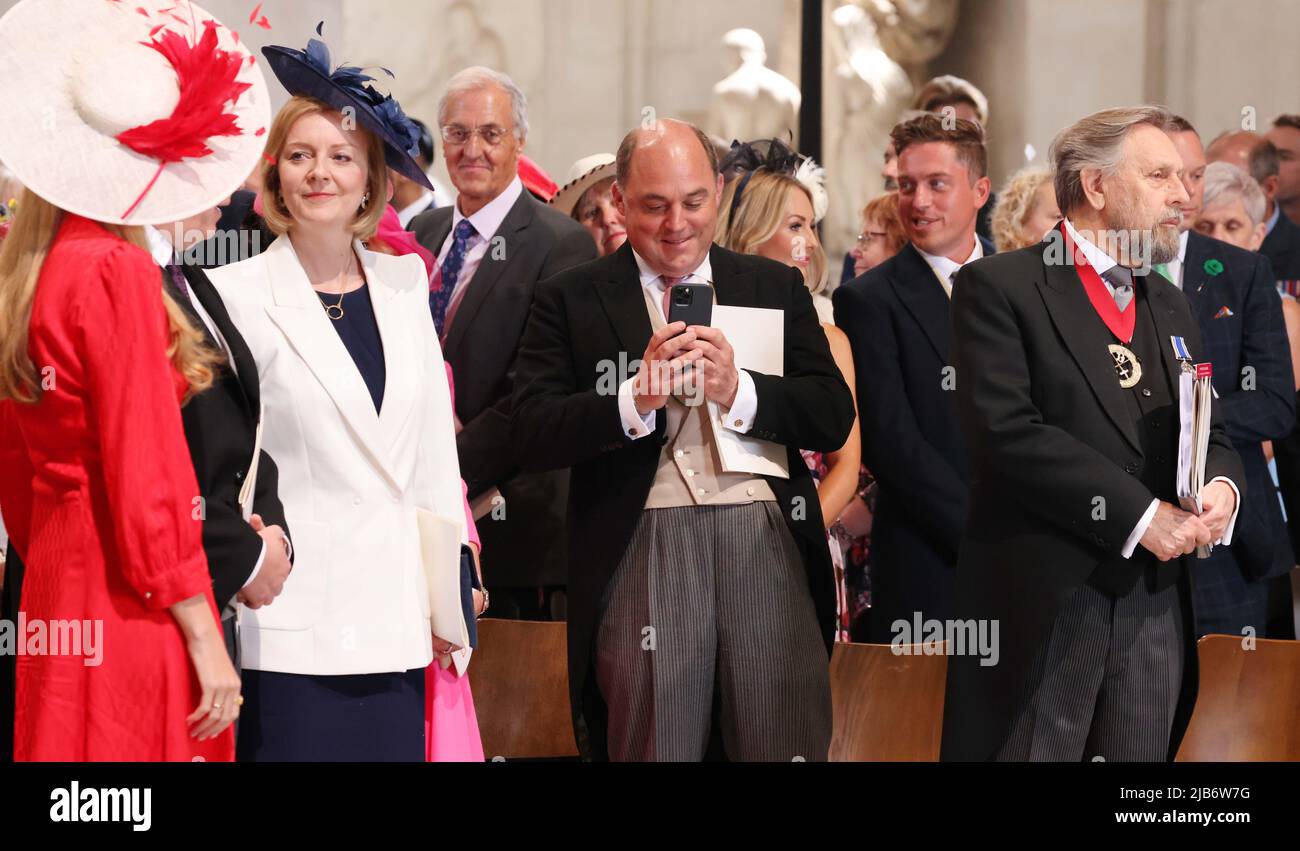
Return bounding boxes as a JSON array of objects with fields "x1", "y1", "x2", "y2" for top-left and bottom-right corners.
[
  {"x1": 716, "y1": 171, "x2": 829, "y2": 295},
  {"x1": 260, "y1": 96, "x2": 388, "y2": 240},
  {"x1": 0, "y1": 189, "x2": 218, "y2": 404},
  {"x1": 991, "y1": 167, "x2": 1054, "y2": 252}
]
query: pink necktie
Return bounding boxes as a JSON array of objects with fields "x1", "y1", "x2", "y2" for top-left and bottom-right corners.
[{"x1": 661, "y1": 275, "x2": 686, "y2": 322}]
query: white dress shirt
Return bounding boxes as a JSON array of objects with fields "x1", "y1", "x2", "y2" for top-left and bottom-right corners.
[
  {"x1": 1063, "y1": 218, "x2": 1240, "y2": 556},
  {"x1": 145, "y1": 225, "x2": 266, "y2": 590},
  {"x1": 616, "y1": 248, "x2": 759, "y2": 440},
  {"x1": 436, "y1": 175, "x2": 525, "y2": 331},
  {"x1": 917, "y1": 237, "x2": 983, "y2": 298}
]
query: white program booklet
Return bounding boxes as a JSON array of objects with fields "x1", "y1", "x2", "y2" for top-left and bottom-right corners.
[{"x1": 706, "y1": 305, "x2": 790, "y2": 479}]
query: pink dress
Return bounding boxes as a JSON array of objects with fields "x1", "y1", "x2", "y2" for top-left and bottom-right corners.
[{"x1": 422, "y1": 361, "x2": 485, "y2": 762}]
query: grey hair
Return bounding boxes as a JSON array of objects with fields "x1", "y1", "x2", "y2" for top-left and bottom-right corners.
[
  {"x1": 1049, "y1": 105, "x2": 1175, "y2": 215},
  {"x1": 438, "y1": 66, "x2": 529, "y2": 141},
  {"x1": 1202, "y1": 161, "x2": 1266, "y2": 226}
]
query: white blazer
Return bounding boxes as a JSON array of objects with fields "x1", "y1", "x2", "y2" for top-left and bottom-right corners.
[{"x1": 208, "y1": 235, "x2": 467, "y2": 676}]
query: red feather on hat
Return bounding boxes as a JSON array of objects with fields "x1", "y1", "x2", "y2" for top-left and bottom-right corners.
[{"x1": 115, "y1": 18, "x2": 252, "y2": 218}]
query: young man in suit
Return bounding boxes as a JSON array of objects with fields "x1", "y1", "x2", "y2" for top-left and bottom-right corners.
[
  {"x1": 149, "y1": 204, "x2": 294, "y2": 656},
  {"x1": 1266, "y1": 115, "x2": 1300, "y2": 228},
  {"x1": 1164, "y1": 119, "x2": 1294, "y2": 638},
  {"x1": 410, "y1": 67, "x2": 596, "y2": 620},
  {"x1": 510, "y1": 119, "x2": 854, "y2": 761},
  {"x1": 944, "y1": 106, "x2": 1244, "y2": 762},
  {"x1": 832, "y1": 114, "x2": 992, "y2": 644}
]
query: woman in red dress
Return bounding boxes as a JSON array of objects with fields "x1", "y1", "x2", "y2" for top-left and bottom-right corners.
[{"x1": 0, "y1": 0, "x2": 271, "y2": 760}]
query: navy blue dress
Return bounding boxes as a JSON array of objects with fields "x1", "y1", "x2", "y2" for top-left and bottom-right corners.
[{"x1": 236, "y1": 284, "x2": 425, "y2": 763}]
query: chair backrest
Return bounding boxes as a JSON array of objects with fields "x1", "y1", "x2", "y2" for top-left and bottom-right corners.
[
  {"x1": 467, "y1": 618, "x2": 579, "y2": 760},
  {"x1": 828, "y1": 641, "x2": 948, "y2": 761},
  {"x1": 1176, "y1": 635, "x2": 1300, "y2": 761}
]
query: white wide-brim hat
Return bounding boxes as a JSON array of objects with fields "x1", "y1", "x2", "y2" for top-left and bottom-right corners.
[
  {"x1": 0, "y1": 0, "x2": 271, "y2": 226},
  {"x1": 550, "y1": 153, "x2": 617, "y2": 218}
]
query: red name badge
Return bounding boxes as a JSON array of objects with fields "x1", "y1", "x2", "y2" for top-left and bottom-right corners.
[{"x1": 1196, "y1": 363, "x2": 1213, "y2": 379}]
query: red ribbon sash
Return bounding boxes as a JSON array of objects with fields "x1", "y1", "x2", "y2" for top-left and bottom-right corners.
[{"x1": 1060, "y1": 221, "x2": 1135, "y2": 344}]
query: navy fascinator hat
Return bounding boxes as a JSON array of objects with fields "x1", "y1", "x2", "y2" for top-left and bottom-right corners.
[{"x1": 262, "y1": 23, "x2": 433, "y2": 190}]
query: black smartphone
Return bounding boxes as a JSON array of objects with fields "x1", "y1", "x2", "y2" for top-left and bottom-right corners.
[{"x1": 666, "y1": 283, "x2": 712, "y2": 328}]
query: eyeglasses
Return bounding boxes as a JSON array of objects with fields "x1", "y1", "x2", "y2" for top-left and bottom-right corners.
[
  {"x1": 440, "y1": 125, "x2": 512, "y2": 147},
  {"x1": 856, "y1": 230, "x2": 889, "y2": 248}
]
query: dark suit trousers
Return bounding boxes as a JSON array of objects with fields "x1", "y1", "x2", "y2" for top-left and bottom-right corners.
[
  {"x1": 595, "y1": 502, "x2": 831, "y2": 762},
  {"x1": 995, "y1": 566, "x2": 1186, "y2": 761}
]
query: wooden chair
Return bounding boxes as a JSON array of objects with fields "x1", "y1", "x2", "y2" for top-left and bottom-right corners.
[
  {"x1": 1175, "y1": 635, "x2": 1300, "y2": 761},
  {"x1": 467, "y1": 618, "x2": 579, "y2": 760},
  {"x1": 828, "y1": 641, "x2": 948, "y2": 761}
]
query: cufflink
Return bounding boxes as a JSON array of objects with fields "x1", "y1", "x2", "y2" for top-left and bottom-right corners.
[
  {"x1": 734, "y1": 419, "x2": 744, "y2": 428},
  {"x1": 628, "y1": 427, "x2": 639, "y2": 436}
]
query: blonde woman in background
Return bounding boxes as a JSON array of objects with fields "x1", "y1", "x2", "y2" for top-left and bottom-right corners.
[
  {"x1": 990, "y1": 167, "x2": 1062, "y2": 253},
  {"x1": 717, "y1": 167, "x2": 862, "y2": 639}
]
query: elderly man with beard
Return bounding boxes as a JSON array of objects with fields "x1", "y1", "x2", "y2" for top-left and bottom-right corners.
[{"x1": 942, "y1": 106, "x2": 1245, "y2": 762}]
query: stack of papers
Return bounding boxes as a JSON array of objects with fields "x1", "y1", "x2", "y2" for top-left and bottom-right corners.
[{"x1": 1175, "y1": 362, "x2": 1215, "y2": 559}]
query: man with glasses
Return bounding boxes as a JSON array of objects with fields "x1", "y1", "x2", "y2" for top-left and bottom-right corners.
[{"x1": 410, "y1": 67, "x2": 595, "y2": 621}]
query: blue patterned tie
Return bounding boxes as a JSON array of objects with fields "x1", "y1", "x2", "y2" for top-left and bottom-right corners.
[{"x1": 431, "y1": 218, "x2": 477, "y2": 335}]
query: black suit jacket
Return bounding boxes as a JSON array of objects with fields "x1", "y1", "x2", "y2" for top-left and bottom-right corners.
[
  {"x1": 410, "y1": 191, "x2": 597, "y2": 586},
  {"x1": 1181, "y1": 231, "x2": 1294, "y2": 582},
  {"x1": 832, "y1": 239, "x2": 993, "y2": 641},
  {"x1": 832, "y1": 236, "x2": 993, "y2": 641},
  {"x1": 166, "y1": 264, "x2": 290, "y2": 609},
  {"x1": 510, "y1": 242, "x2": 855, "y2": 758},
  {"x1": 1260, "y1": 208, "x2": 1300, "y2": 281},
  {"x1": 941, "y1": 236, "x2": 1245, "y2": 761}
]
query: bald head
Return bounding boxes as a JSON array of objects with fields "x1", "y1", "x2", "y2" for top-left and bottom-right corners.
[
  {"x1": 612, "y1": 120, "x2": 724, "y2": 277},
  {"x1": 1207, "y1": 131, "x2": 1266, "y2": 171},
  {"x1": 615, "y1": 119, "x2": 719, "y2": 189},
  {"x1": 1208, "y1": 130, "x2": 1281, "y2": 210}
]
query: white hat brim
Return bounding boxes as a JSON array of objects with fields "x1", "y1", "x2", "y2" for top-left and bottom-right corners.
[
  {"x1": 549, "y1": 161, "x2": 617, "y2": 218},
  {"x1": 0, "y1": 0, "x2": 271, "y2": 226}
]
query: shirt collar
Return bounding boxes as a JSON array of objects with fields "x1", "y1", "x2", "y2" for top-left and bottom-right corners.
[
  {"x1": 631, "y1": 246, "x2": 713, "y2": 290},
  {"x1": 396, "y1": 188, "x2": 436, "y2": 227},
  {"x1": 1266, "y1": 201, "x2": 1282, "y2": 236},
  {"x1": 143, "y1": 225, "x2": 178, "y2": 267},
  {"x1": 1063, "y1": 218, "x2": 1117, "y2": 275},
  {"x1": 915, "y1": 235, "x2": 983, "y2": 283},
  {"x1": 452, "y1": 176, "x2": 523, "y2": 241},
  {"x1": 1176, "y1": 228, "x2": 1189, "y2": 262}
]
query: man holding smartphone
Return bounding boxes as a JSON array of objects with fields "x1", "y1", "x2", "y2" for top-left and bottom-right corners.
[{"x1": 511, "y1": 119, "x2": 854, "y2": 761}]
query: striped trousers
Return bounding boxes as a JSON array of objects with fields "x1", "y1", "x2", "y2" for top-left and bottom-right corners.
[
  {"x1": 595, "y1": 502, "x2": 831, "y2": 761},
  {"x1": 996, "y1": 567, "x2": 1187, "y2": 761}
]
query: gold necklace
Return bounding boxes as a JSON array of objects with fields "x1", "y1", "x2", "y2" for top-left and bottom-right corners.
[
  {"x1": 325, "y1": 288, "x2": 345, "y2": 321},
  {"x1": 320, "y1": 248, "x2": 354, "y2": 322}
]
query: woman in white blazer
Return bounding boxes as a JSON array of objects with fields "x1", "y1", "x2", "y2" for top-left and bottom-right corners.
[{"x1": 208, "y1": 50, "x2": 479, "y2": 760}]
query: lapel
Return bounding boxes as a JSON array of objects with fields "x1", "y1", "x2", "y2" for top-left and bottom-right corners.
[
  {"x1": 1262, "y1": 212, "x2": 1299, "y2": 271},
  {"x1": 181, "y1": 264, "x2": 259, "y2": 418},
  {"x1": 261, "y1": 237, "x2": 402, "y2": 490},
  {"x1": 709, "y1": 244, "x2": 759, "y2": 308},
  {"x1": 359, "y1": 248, "x2": 419, "y2": 461},
  {"x1": 891, "y1": 243, "x2": 952, "y2": 364},
  {"x1": 1144, "y1": 275, "x2": 1188, "y2": 397},
  {"x1": 1181, "y1": 231, "x2": 1225, "y2": 323},
  {"x1": 425, "y1": 209, "x2": 454, "y2": 260},
  {"x1": 442, "y1": 192, "x2": 537, "y2": 360},
  {"x1": 593, "y1": 242, "x2": 653, "y2": 357},
  {"x1": 1037, "y1": 242, "x2": 1143, "y2": 454}
]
